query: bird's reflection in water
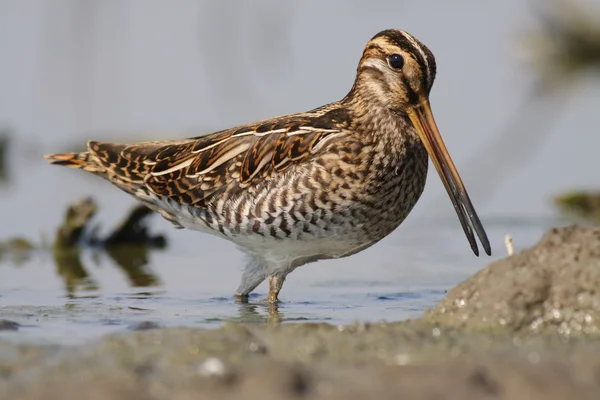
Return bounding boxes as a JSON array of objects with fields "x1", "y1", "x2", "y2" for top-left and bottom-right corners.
[{"x1": 234, "y1": 301, "x2": 283, "y2": 324}]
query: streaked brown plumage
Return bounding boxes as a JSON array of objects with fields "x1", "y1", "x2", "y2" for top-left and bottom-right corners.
[{"x1": 45, "y1": 29, "x2": 491, "y2": 303}]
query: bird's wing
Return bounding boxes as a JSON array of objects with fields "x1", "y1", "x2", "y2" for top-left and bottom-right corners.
[{"x1": 87, "y1": 106, "x2": 350, "y2": 207}]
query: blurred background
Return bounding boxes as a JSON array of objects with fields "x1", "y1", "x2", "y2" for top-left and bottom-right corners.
[{"x1": 0, "y1": 0, "x2": 599, "y2": 342}]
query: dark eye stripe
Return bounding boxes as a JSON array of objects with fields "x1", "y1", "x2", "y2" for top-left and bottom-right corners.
[{"x1": 401, "y1": 75, "x2": 419, "y2": 104}]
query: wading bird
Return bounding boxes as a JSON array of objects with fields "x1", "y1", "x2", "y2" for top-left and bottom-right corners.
[{"x1": 45, "y1": 29, "x2": 491, "y2": 303}]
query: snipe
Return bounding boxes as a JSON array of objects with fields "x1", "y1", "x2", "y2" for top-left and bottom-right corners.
[{"x1": 45, "y1": 29, "x2": 491, "y2": 303}]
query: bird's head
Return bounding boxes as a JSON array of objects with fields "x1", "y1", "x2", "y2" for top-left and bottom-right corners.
[{"x1": 357, "y1": 29, "x2": 437, "y2": 111}]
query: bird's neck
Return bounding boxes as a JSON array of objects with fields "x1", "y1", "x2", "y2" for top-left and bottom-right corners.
[{"x1": 342, "y1": 84, "x2": 420, "y2": 150}]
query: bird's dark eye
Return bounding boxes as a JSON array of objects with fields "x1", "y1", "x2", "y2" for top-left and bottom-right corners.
[{"x1": 388, "y1": 53, "x2": 404, "y2": 70}]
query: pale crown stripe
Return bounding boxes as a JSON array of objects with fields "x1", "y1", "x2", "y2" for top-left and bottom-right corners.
[{"x1": 398, "y1": 30, "x2": 430, "y2": 88}]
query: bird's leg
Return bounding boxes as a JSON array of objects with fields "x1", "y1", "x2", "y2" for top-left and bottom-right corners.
[
  {"x1": 266, "y1": 273, "x2": 286, "y2": 304},
  {"x1": 234, "y1": 258, "x2": 267, "y2": 303}
]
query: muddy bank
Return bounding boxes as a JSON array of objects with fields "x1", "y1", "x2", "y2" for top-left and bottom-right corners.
[
  {"x1": 427, "y1": 226, "x2": 600, "y2": 334},
  {"x1": 2, "y1": 226, "x2": 600, "y2": 399},
  {"x1": 2, "y1": 321, "x2": 600, "y2": 399}
]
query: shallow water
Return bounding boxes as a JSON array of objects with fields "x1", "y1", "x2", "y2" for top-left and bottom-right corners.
[{"x1": 0, "y1": 210, "x2": 559, "y2": 345}]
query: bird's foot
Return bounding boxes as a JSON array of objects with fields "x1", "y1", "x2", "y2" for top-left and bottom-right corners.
[
  {"x1": 261, "y1": 293, "x2": 281, "y2": 304},
  {"x1": 234, "y1": 292, "x2": 250, "y2": 304}
]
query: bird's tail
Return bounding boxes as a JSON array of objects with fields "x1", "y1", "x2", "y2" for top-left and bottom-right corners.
[
  {"x1": 44, "y1": 140, "x2": 186, "y2": 228},
  {"x1": 44, "y1": 140, "x2": 152, "y2": 197},
  {"x1": 44, "y1": 148, "x2": 106, "y2": 175}
]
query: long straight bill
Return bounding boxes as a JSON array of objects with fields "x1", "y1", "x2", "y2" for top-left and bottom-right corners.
[{"x1": 407, "y1": 99, "x2": 491, "y2": 256}]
